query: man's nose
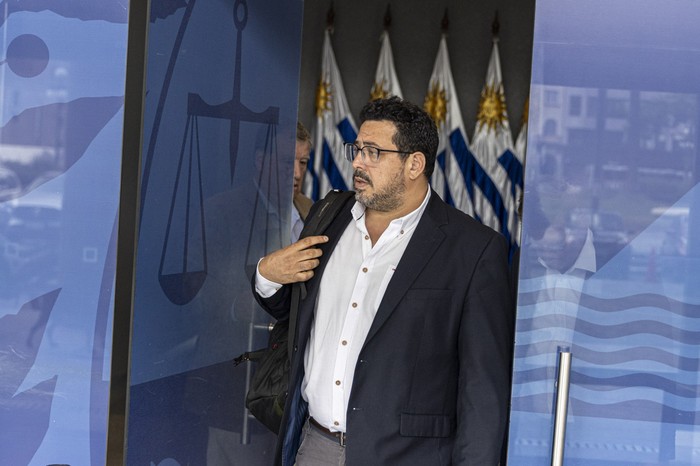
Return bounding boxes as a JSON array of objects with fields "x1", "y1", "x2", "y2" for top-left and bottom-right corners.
[{"x1": 351, "y1": 152, "x2": 366, "y2": 170}]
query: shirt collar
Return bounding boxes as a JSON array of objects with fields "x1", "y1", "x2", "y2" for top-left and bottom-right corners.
[
  {"x1": 569, "y1": 228, "x2": 597, "y2": 273},
  {"x1": 537, "y1": 228, "x2": 597, "y2": 275}
]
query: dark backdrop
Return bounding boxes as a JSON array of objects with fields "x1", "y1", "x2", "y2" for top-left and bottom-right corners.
[{"x1": 298, "y1": 0, "x2": 536, "y2": 139}]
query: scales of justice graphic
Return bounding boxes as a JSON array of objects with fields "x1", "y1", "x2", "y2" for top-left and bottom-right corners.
[{"x1": 152, "y1": 0, "x2": 282, "y2": 305}]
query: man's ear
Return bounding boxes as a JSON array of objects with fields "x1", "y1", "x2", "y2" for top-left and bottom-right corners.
[{"x1": 407, "y1": 152, "x2": 426, "y2": 180}]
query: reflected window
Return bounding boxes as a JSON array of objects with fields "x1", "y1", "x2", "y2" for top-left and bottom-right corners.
[
  {"x1": 587, "y1": 96, "x2": 598, "y2": 117},
  {"x1": 606, "y1": 97, "x2": 630, "y2": 119},
  {"x1": 543, "y1": 119, "x2": 557, "y2": 137},
  {"x1": 569, "y1": 95, "x2": 582, "y2": 116},
  {"x1": 544, "y1": 89, "x2": 560, "y2": 107},
  {"x1": 639, "y1": 91, "x2": 697, "y2": 153}
]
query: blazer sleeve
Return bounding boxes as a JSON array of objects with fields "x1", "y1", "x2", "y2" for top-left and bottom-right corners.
[
  {"x1": 454, "y1": 233, "x2": 515, "y2": 465},
  {"x1": 251, "y1": 275, "x2": 293, "y2": 322},
  {"x1": 249, "y1": 192, "x2": 343, "y2": 322}
]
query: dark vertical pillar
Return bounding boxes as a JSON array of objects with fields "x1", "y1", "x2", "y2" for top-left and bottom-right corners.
[{"x1": 106, "y1": 1, "x2": 150, "y2": 463}]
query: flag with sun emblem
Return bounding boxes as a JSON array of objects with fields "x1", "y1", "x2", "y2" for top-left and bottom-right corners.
[
  {"x1": 471, "y1": 37, "x2": 517, "y2": 249},
  {"x1": 370, "y1": 31, "x2": 403, "y2": 101},
  {"x1": 423, "y1": 34, "x2": 473, "y2": 215},
  {"x1": 305, "y1": 29, "x2": 358, "y2": 201}
]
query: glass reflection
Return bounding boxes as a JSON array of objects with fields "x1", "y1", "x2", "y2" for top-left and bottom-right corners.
[
  {"x1": 511, "y1": 78, "x2": 700, "y2": 465},
  {"x1": 126, "y1": 0, "x2": 303, "y2": 464}
]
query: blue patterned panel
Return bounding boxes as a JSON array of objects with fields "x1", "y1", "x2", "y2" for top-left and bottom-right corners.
[
  {"x1": 509, "y1": 1, "x2": 700, "y2": 464},
  {"x1": 0, "y1": 4, "x2": 128, "y2": 466}
]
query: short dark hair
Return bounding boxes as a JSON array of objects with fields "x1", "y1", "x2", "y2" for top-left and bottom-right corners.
[{"x1": 359, "y1": 96, "x2": 438, "y2": 179}]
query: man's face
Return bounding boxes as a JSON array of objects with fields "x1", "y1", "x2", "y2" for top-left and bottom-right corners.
[
  {"x1": 352, "y1": 120, "x2": 407, "y2": 212},
  {"x1": 536, "y1": 224, "x2": 586, "y2": 273},
  {"x1": 293, "y1": 139, "x2": 311, "y2": 196}
]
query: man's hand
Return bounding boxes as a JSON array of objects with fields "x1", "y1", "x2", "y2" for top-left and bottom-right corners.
[{"x1": 258, "y1": 235, "x2": 329, "y2": 284}]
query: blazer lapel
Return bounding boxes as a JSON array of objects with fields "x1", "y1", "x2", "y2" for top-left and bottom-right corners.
[
  {"x1": 301, "y1": 204, "x2": 353, "y2": 319},
  {"x1": 363, "y1": 192, "x2": 448, "y2": 345}
]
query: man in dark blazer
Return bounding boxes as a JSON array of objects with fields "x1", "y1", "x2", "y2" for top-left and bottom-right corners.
[{"x1": 254, "y1": 97, "x2": 514, "y2": 465}]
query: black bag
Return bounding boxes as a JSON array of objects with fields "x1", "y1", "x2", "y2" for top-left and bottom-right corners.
[
  {"x1": 235, "y1": 189, "x2": 355, "y2": 434},
  {"x1": 235, "y1": 320, "x2": 290, "y2": 433}
]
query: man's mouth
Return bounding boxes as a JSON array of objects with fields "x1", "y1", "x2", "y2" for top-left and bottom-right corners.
[{"x1": 353, "y1": 170, "x2": 371, "y2": 188}]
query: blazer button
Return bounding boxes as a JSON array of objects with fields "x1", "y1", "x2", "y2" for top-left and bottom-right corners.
[{"x1": 293, "y1": 346, "x2": 298, "y2": 352}]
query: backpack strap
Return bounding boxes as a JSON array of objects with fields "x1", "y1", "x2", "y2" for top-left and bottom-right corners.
[
  {"x1": 287, "y1": 190, "x2": 355, "y2": 358},
  {"x1": 298, "y1": 189, "x2": 355, "y2": 240}
]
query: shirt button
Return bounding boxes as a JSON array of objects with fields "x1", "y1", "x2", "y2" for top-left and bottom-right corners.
[
  {"x1": 335, "y1": 380, "x2": 341, "y2": 386},
  {"x1": 341, "y1": 340, "x2": 348, "y2": 346},
  {"x1": 364, "y1": 235, "x2": 369, "y2": 240},
  {"x1": 362, "y1": 267, "x2": 368, "y2": 273},
  {"x1": 351, "y1": 302, "x2": 358, "y2": 308},
  {"x1": 400, "y1": 229, "x2": 404, "y2": 234},
  {"x1": 334, "y1": 421, "x2": 340, "y2": 426}
]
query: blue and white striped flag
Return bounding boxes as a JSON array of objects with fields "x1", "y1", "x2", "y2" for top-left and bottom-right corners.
[
  {"x1": 423, "y1": 34, "x2": 473, "y2": 216},
  {"x1": 471, "y1": 38, "x2": 517, "y2": 247},
  {"x1": 304, "y1": 29, "x2": 358, "y2": 201},
  {"x1": 370, "y1": 30, "x2": 403, "y2": 100}
]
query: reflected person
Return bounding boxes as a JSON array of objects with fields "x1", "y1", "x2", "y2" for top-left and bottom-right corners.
[{"x1": 523, "y1": 222, "x2": 596, "y2": 347}]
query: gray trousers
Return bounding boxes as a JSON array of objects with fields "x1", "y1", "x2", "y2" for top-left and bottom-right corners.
[{"x1": 294, "y1": 419, "x2": 346, "y2": 466}]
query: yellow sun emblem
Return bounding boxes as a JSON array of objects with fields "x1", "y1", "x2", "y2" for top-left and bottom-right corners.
[
  {"x1": 424, "y1": 83, "x2": 447, "y2": 127},
  {"x1": 477, "y1": 84, "x2": 507, "y2": 132},
  {"x1": 316, "y1": 79, "x2": 332, "y2": 117},
  {"x1": 370, "y1": 79, "x2": 389, "y2": 101}
]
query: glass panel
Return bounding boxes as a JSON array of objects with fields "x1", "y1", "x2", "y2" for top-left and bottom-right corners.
[
  {"x1": 0, "y1": 6, "x2": 129, "y2": 466},
  {"x1": 509, "y1": 1, "x2": 700, "y2": 464},
  {"x1": 127, "y1": 0, "x2": 304, "y2": 463}
]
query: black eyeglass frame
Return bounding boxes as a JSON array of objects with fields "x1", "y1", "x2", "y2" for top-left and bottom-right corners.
[{"x1": 343, "y1": 142, "x2": 411, "y2": 163}]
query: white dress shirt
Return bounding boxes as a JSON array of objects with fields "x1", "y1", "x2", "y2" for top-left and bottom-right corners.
[
  {"x1": 255, "y1": 188, "x2": 431, "y2": 433},
  {"x1": 290, "y1": 205, "x2": 304, "y2": 243}
]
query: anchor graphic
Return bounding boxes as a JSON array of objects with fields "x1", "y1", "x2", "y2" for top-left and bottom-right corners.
[{"x1": 158, "y1": 0, "x2": 280, "y2": 305}]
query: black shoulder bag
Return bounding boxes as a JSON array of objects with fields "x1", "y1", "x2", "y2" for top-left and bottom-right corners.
[{"x1": 234, "y1": 189, "x2": 355, "y2": 434}]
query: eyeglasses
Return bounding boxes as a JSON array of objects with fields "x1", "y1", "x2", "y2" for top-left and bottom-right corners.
[{"x1": 343, "y1": 143, "x2": 410, "y2": 164}]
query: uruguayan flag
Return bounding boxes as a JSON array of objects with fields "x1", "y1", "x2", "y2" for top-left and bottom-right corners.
[
  {"x1": 471, "y1": 38, "x2": 516, "y2": 247},
  {"x1": 304, "y1": 29, "x2": 357, "y2": 201},
  {"x1": 423, "y1": 34, "x2": 473, "y2": 216},
  {"x1": 370, "y1": 30, "x2": 403, "y2": 100}
]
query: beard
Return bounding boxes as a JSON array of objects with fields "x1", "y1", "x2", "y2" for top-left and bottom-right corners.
[{"x1": 353, "y1": 167, "x2": 406, "y2": 212}]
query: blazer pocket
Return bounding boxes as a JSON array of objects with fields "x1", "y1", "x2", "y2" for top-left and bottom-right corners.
[{"x1": 399, "y1": 413, "x2": 454, "y2": 438}]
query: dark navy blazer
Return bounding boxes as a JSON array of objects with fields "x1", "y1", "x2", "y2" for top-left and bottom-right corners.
[{"x1": 254, "y1": 190, "x2": 514, "y2": 466}]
